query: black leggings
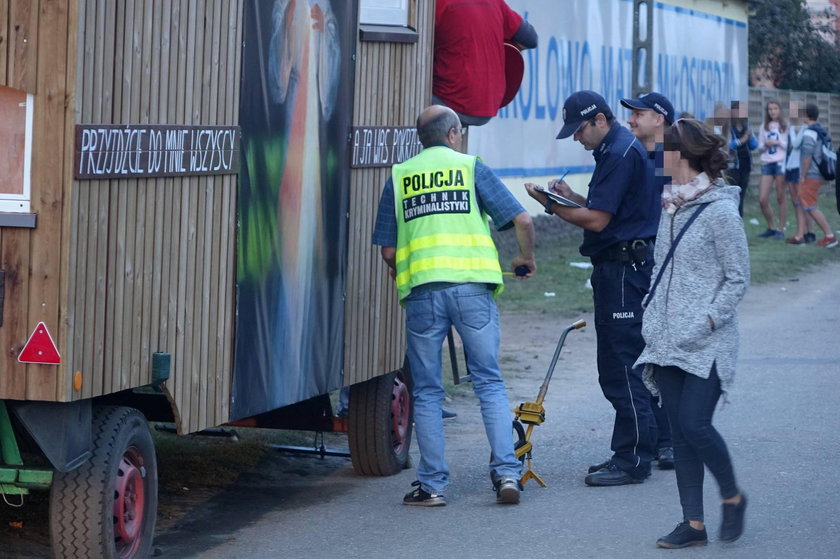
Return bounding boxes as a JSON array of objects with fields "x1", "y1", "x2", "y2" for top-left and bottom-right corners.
[{"x1": 654, "y1": 364, "x2": 739, "y2": 521}]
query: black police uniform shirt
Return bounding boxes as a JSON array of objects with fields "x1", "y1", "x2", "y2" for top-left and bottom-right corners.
[{"x1": 579, "y1": 122, "x2": 661, "y2": 257}]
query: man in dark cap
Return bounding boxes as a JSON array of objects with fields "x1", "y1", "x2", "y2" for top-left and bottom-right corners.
[
  {"x1": 621, "y1": 91, "x2": 676, "y2": 471},
  {"x1": 525, "y1": 90, "x2": 659, "y2": 486},
  {"x1": 621, "y1": 92, "x2": 674, "y2": 153}
]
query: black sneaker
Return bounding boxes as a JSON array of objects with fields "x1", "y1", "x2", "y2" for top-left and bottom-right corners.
[
  {"x1": 403, "y1": 481, "x2": 445, "y2": 507},
  {"x1": 656, "y1": 521, "x2": 708, "y2": 549},
  {"x1": 584, "y1": 464, "x2": 645, "y2": 486},
  {"x1": 720, "y1": 493, "x2": 747, "y2": 542},
  {"x1": 656, "y1": 447, "x2": 675, "y2": 470},
  {"x1": 804, "y1": 232, "x2": 817, "y2": 243},
  {"x1": 493, "y1": 476, "x2": 521, "y2": 504},
  {"x1": 587, "y1": 458, "x2": 612, "y2": 474},
  {"x1": 757, "y1": 228, "x2": 776, "y2": 238}
]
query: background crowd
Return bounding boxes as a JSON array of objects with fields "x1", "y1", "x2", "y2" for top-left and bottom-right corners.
[{"x1": 709, "y1": 99, "x2": 838, "y2": 248}]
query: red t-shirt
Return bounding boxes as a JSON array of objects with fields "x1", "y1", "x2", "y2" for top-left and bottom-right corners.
[{"x1": 433, "y1": 0, "x2": 523, "y2": 118}]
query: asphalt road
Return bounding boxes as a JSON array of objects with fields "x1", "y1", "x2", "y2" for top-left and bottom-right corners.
[{"x1": 154, "y1": 262, "x2": 840, "y2": 559}]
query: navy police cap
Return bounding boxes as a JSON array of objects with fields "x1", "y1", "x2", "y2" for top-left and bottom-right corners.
[
  {"x1": 557, "y1": 91, "x2": 613, "y2": 139},
  {"x1": 620, "y1": 92, "x2": 675, "y2": 124}
]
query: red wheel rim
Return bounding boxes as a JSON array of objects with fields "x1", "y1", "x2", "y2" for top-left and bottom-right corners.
[
  {"x1": 113, "y1": 446, "x2": 146, "y2": 558},
  {"x1": 391, "y1": 374, "x2": 410, "y2": 454}
]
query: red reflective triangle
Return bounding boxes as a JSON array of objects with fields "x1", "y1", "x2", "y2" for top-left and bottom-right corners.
[{"x1": 18, "y1": 322, "x2": 61, "y2": 365}]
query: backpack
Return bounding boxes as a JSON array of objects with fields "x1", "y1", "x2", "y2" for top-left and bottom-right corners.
[{"x1": 807, "y1": 124, "x2": 837, "y2": 181}]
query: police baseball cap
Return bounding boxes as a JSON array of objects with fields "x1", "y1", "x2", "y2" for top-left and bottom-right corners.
[
  {"x1": 620, "y1": 92, "x2": 675, "y2": 124},
  {"x1": 556, "y1": 91, "x2": 612, "y2": 139}
]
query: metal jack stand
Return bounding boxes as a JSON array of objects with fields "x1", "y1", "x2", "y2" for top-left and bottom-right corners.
[{"x1": 513, "y1": 319, "x2": 586, "y2": 488}]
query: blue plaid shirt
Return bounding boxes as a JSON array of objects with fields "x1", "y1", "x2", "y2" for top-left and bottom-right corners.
[{"x1": 371, "y1": 147, "x2": 524, "y2": 247}]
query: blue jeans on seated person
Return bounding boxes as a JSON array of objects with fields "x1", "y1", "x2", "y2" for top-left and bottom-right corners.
[{"x1": 405, "y1": 282, "x2": 520, "y2": 494}]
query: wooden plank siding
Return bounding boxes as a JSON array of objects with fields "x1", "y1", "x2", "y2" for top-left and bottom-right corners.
[
  {"x1": 0, "y1": 0, "x2": 72, "y2": 401},
  {"x1": 65, "y1": 0, "x2": 241, "y2": 434},
  {"x1": 2, "y1": 0, "x2": 432, "y2": 435},
  {"x1": 343, "y1": 0, "x2": 434, "y2": 385}
]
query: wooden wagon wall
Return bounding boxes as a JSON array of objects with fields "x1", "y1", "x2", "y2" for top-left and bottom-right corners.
[
  {"x1": 67, "y1": 0, "x2": 242, "y2": 434},
  {"x1": 0, "y1": 0, "x2": 75, "y2": 402},
  {"x1": 344, "y1": 0, "x2": 434, "y2": 385}
]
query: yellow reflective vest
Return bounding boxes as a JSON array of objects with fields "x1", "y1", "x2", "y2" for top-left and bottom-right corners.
[{"x1": 392, "y1": 146, "x2": 503, "y2": 302}]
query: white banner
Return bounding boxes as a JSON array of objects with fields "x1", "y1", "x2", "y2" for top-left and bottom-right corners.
[{"x1": 469, "y1": 0, "x2": 748, "y2": 178}]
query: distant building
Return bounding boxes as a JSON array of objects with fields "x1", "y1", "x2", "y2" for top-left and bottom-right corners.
[{"x1": 806, "y1": 0, "x2": 838, "y2": 42}]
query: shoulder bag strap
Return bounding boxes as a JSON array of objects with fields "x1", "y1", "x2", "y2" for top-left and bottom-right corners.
[{"x1": 645, "y1": 203, "x2": 710, "y2": 305}]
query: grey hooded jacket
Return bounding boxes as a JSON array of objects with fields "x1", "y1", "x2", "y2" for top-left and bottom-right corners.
[{"x1": 635, "y1": 181, "x2": 750, "y2": 395}]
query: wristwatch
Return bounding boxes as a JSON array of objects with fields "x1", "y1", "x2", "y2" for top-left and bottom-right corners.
[{"x1": 543, "y1": 198, "x2": 556, "y2": 214}]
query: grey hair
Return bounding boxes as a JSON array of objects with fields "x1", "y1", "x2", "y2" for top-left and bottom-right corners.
[{"x1": 417, "y1": 110, "x2": 460, "y2": 147}]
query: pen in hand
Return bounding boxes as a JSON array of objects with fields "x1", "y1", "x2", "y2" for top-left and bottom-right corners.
[{"x1": 550, "y1": 170, "x2": 569, "y2": 192}]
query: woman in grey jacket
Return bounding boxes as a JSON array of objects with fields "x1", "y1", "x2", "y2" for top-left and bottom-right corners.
[{"x1": 635, "y1": 119, "x2": 750, "y2": 549}]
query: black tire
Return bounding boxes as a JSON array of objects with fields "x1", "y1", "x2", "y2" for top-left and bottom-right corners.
[
  {"x1": 50, "y1": 406, "x2": 158, "y2": 559},
  {"x1": 512, "y1": 419, "x2": 527, "y2": 457},
  {"x1": 348, "y1": 370, "x2": 413, "y2": 476}
]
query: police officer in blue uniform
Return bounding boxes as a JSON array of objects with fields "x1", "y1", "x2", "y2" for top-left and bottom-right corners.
[
  {"x1": 525, "y1": 90, "x2": 659, "y2": 486},
  {"x1": 621, "y1": 91, "x2": 677, "y2": 471}
]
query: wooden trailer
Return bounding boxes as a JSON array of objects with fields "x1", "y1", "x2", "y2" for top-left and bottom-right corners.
[{"x1": 0, "y1": 1, "x2": 432, "y2": 557}]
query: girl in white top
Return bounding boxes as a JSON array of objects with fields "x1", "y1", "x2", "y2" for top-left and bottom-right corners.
[
  {"x1": 756, "y1": 100, "x2": 789, "y2": 239},
  {"x1": 784, "y1": 101, "x2": 815, "y2": 243}
]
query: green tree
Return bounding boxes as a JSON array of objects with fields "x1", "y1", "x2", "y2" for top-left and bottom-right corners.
[{"x1": 748, "y1": 0, "x2": 840, "y2": 93}]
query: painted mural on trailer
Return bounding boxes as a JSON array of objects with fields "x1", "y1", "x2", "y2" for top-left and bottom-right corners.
[{"x1": 233, "y1": 0, "x2": 355, "y2": 418}]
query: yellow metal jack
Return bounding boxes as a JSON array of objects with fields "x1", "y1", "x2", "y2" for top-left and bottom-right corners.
[{"x1": 512, "y1": 319, "x2": 586, "y2": 488}]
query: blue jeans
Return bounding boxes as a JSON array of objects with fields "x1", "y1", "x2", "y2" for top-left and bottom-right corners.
[{"x1": 405, "y1": 282, "x2": 520, "y2": 494}]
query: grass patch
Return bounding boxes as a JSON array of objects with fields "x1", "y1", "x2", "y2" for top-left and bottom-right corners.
[
  {"x1": 740, "y1": 195, "x2": 839, "y2": 283},
  {"x1": 498, "y1": 241, "x2": 595, "y2": 316}
]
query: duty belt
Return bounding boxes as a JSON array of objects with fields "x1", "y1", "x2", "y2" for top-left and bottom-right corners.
[{"x1": 590, "y1": 239, "x2": 654, "y2": 267}]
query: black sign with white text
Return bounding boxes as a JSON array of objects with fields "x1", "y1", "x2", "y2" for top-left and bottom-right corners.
[
  {"x1": 350, "y1": 126, "x2": 423, "y2": 168},
  {"x1": 74, "y1": 124, "x2": 240, "y2": 179}
]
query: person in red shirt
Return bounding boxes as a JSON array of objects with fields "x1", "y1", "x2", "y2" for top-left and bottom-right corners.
[{"x1": 433, "y1": 0, "x2": 537, "y2": 126}]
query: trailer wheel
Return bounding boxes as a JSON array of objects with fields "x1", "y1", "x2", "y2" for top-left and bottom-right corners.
[
  {"x1": 348, "y1": 369, "x2": 412, "y2": 476},
  {"x1": 50, "y1": 406, "x2": 158, "y2": 559}
]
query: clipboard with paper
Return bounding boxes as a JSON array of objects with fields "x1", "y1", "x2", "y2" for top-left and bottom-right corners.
[{"x1": 534, "y1": 186, "x2": 583, "y2": 208}]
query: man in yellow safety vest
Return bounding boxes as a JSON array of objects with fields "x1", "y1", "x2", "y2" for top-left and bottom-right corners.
[{"x1": 372, "y1": 104, "x2": 536, "y2": 506}]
